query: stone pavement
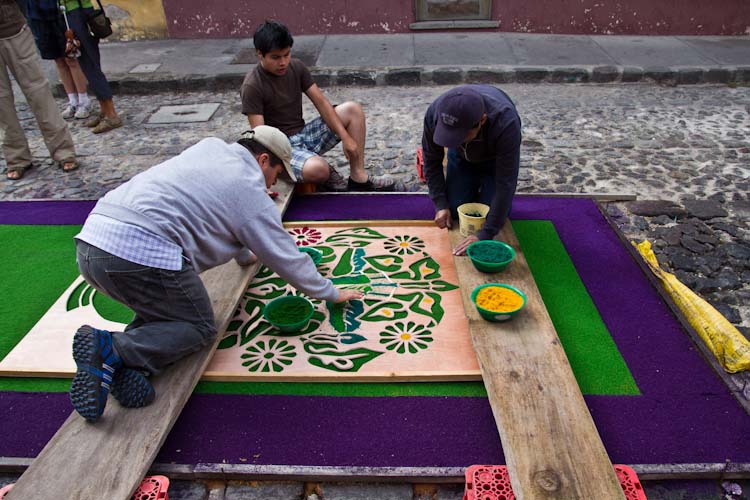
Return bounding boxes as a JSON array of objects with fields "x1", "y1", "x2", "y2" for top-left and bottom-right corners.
[{"x1": 35, "y1": 33, "x2": 750, "y2": 93}]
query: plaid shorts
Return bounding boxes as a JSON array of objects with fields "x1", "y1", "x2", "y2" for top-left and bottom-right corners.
[{"x1": 288, "y1": 117, "x2": 341, "y2": 181}]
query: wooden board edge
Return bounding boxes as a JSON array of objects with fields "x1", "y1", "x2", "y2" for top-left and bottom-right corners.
[
  {"x1": 199, "y1": 370, "x2": 482, "y2": 382},
  {"x1": 283, "y1": 220, "x2": 434, "y2": 228}
]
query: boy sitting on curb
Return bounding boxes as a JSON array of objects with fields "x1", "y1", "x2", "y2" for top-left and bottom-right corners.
[{"x1": 240, "y1": 20, "x2": 396, "y2": 192}]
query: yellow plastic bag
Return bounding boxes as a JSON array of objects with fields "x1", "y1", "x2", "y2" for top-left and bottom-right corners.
[{"x1": 635, "y1": 240, "x2": 750, "y2": 373}]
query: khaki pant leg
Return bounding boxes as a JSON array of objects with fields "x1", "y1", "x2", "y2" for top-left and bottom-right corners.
[
  {"x1": 0, "y1": 41, "x2": 32, "y2": 170},
  {"x1": 4, "y1": 27, "x2": 75, "y2": 163}
]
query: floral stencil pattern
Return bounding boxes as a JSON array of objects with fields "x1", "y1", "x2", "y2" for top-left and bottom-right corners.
[
  {"x1": 241, "y1": 339, "x2": 296, "y2": 372},
  {"x1": 379, "y1": 321, "x2": 434, "y2": 354},
  {"x1": 289, "y1": 227, "x2": 322, "y2": 247},
  {"x1": 383, "y1": 235, "x2": 426, "y2": 255},
  {"x1": 219, "y1": 225, "x2": 460, "y2": 375}
]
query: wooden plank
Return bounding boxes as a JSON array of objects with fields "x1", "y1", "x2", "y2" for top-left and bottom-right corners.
[
  {"x1": 451, "y1": 225, "x2": 626, "y2": 500},
  {"x1": 5, "y1": 181, "x2": 296, "y2": 500}
]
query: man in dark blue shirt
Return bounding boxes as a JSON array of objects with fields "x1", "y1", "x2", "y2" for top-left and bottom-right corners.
[{"x1": 422, "y1": 85, "x2": 522, "y2": 255}]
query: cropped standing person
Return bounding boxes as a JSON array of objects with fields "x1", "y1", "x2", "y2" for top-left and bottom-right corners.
[
  {"x1": 24, "y1": 0, "x2": 92, "y2": 119},
  {"x1": 62, "y1": 0, "x2": 121, "y2": 133},
  {"x1": 0, "y1": 0, "x2": 77, "y2": 180},
  {"x1": 422, "y1": 85, "x2": 522, "y2": 255}
]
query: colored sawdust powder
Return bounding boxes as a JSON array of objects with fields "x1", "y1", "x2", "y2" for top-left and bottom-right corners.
[
  {"x1": 468, "y1": 243, "x2": 512, "y2": 263},
  {"x1": 476, "y1": 287, "x2": 524, "y2": 313},
  {"x1": 266, "y1": 301, "x2": 310, "y2": 324}
]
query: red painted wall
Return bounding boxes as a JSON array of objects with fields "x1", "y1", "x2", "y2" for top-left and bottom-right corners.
[{"x1": 163, "y1": 0, "x2": 750, "y2": 37}]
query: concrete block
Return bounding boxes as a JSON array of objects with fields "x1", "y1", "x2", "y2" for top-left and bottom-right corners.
[
  {"x1": 311, "y1": 71, "x2": 333, "y2": 87},
  {"x1": 676, "y1": 68, "x2": 704, "y2": 85},
  {"x1": 319, "y1": 482, "x2": 413, "y2": 500},
  {"x1": 225, "y1": 481, "x2": 300, "y2": 500},
  {"x1": 621, "y1": 66, "x2": 643, "y2": 82},
  {"x1": 703, "y1": 68, "x2": 733, "y2": 84},
  {"x1": 466, "y1": 68, "x2": 514, "y2": 84},
  {"x1": 385, "y1": 68, "x2": 423, "y2": 86},
  {"x1": 642, "y1": 67, "x2": 676, "y2": 83},
  {"x1": 168, "y1": 479, "x2": 209, "y2": 500},
  {"x1": 515, "y1": 67, "x2": 549, "y2": 83},
  {"x1": 336, "y1": 70, "x2": 377, "y2": 86},
  {"x1": 591, "y1": 66, "x2": 620, "y2": 83},
  {"x1": 431, "y1": 67, "x2": 464, "y2": 85},
  {"x1": 733, "y1": 66, "x2": 750, "y2": 83},
  {"x1": 550, "y1": 67, "x2": 590, "y2": 83}
]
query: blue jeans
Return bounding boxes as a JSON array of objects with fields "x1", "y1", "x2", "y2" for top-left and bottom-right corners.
[
  {"x1": 445, "y1": 148, "x2": 498, "y2": 218},
  {"x1": 67, "y1": 8, "x2": 112, "y2": 100},
  {"x1": 75, "y1": 240, "x2": 216, "y2": 375}
]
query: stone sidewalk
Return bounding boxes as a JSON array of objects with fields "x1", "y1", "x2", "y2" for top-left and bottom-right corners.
[{"x1": 39, "y1": 34, "x2": 750, "y2": 94}]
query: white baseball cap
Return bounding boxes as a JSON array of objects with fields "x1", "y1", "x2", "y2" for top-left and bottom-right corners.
[{"x1": 242, "y1": 126, "x2": 294, "y2": 180}]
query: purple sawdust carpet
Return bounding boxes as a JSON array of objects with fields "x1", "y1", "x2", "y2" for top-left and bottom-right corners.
[{"x1": 0, "y1": 195, "x2": 748, "y2": 467}]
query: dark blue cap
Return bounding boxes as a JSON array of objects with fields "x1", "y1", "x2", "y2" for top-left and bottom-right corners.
[{"x1": 433, "y1": 87, "x2": 485, "y2": 148}]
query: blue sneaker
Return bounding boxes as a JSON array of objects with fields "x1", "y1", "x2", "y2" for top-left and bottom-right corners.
[
  {"x1": 70, "y1": 325, "x2": 122, "y2": 422},
  {"x1": 110, "y1": 368, "x2": 155, "y2": 408}
]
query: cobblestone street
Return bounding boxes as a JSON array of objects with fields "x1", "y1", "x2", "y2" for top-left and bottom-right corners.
[{"x1": 3, "y1": 83, "x2": 749, "y2": 331}]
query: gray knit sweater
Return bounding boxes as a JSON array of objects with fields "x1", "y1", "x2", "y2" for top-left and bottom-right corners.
[{"x1": 89, "y1": 137, "x2": 338, "y2": 302}]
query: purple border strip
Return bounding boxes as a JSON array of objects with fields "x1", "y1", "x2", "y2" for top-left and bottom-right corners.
[
  {"x1": 1, "y1": 196, "x2": 748, "y2": 467},
  {"x1": 0, "y1": 200, "x2": 95, "y2": 225}
]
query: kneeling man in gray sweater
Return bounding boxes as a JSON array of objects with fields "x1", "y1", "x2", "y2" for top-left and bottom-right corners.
[{"x1": 70, "y1": 125, "x2": 362, "y2": 422}]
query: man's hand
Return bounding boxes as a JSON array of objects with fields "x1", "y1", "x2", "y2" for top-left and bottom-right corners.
[
  {"x1": 335, "y1": 289, "x2": 364, "y2": 303},
  {"x1": 434, "y1": 208, "x2": 452, "y2": 229},
  {"x1": 235, "y1": 249, "x2": 258, "y2": 266},
  {"x1": 341, "y1": 136, "x2": 361, "y2": 167},
  {"x1": 453, "y1": 235, "x2": 478, "y2": 256}
]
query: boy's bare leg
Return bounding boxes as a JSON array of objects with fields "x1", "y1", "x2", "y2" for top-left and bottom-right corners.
[{"x1": 335, "y1": 101, "x2": 368, "y2": 183}]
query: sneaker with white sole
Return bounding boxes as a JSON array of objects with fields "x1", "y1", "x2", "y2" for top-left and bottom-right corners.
[
  {"x1": 61, "y1": 104, "x2": 77, "y2": 120},
  {"x1": 74, "y1": 103, "x2": 91, "y2": 119}
]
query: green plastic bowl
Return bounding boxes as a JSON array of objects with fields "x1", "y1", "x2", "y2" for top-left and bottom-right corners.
[
  {"x1": 470, "y1": 284, "x2": 526, "y2": 322},
  {"x1": 298, "y1": 246, "x2": 323, "y2": 266},
  {"x1": 263, "y1": 295, "x2": 314, "y2": 333},
  {"x1": 466, "y1": 240, "x2": 516, "y2": 273}
]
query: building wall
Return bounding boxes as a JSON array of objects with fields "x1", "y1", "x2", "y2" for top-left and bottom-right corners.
[
  {"x1": 152, "y1": 0, "x2": 749, "y2": 38},
  {"x1": 103, "y1": 0, "x2": 168, "y2": 41}
]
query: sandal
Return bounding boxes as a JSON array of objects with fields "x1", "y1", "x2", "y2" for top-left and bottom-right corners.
[
  {"x1": 92, "y1": 116, "x2": 123, "y2": 134},
  {"x1": 6, "y1": 165, "x2": 30, "y2": 181},
  {"x1": 60, "y1": 159, "x2": 79, "y2": 173},
  {"x1": 85, "y1": 112, "x2": 103, "y2": 128}
]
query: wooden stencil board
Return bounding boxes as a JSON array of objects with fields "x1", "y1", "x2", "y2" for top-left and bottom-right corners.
[
  {"x1": 0, "y1": 222, "x2": 480, "y2": 381},
  {"x1": 451, "y1": 225, "x2": 625, "y2": 500}
]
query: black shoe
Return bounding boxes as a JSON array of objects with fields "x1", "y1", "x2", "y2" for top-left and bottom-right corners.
[
  {"x1": 321, "y1": 165, "x2": 348, "y2": 192},
  {"x1": 110, "y1": 367, "x2": 155, "y2": 408},
  {"x1": 347, "y1": 175, "x2": 397, "y2": 192}
]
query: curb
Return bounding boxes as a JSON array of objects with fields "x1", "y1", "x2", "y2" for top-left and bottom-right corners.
[{"x1": 54, "y1": 65, "x2": 750, "y2": 96}]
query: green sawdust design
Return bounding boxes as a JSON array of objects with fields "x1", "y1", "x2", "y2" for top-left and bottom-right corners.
[
  {"x1": 220, "y1": 227, "x2": 459, "y2": 374},
  {"x1": 513, "y1": 220, "x2": 640, "y2": 395},
  {"x1": 0, "y1": 221, "x2": 638, "y2": 396}
]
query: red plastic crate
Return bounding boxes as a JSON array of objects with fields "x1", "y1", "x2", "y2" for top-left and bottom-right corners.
[
  {"x1": 416, "y1": 146, "x2": 426, "y2": 183},
  {"x1": 463, "y1": 464, "x2": 647, "y2": 500},
  {"x1": 132, "y1": 475, "x2": 170, "y2": 500},
  {"x1": 0, "y1": 484, "x2": 13, "y2": 499},
  {"x1": 0, "y1": 475, "x2": 170, "y2": 500}
]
